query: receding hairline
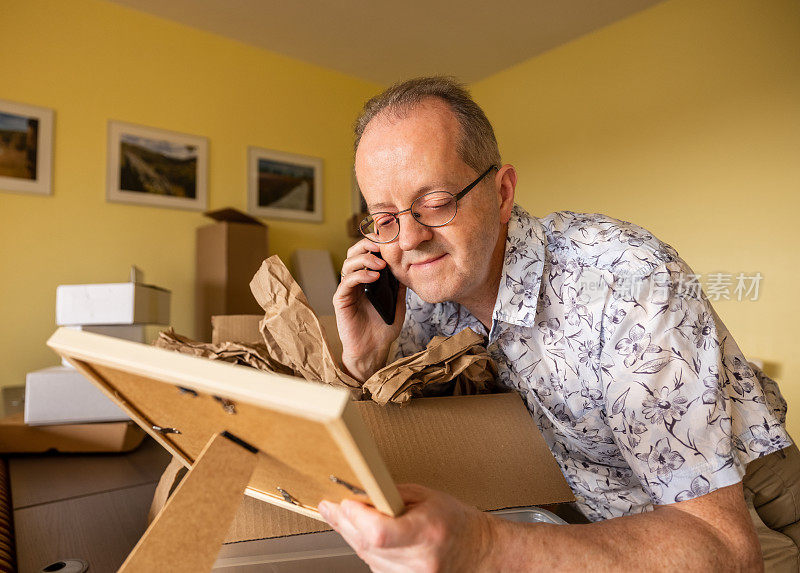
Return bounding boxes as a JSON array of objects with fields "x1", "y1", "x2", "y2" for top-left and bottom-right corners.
[
  {"x1": 353, "y1": 75, "x2": 502, "y2": 185},
  {"x1": 356, "y1": 95, "x2": 462, "y2": 153}
]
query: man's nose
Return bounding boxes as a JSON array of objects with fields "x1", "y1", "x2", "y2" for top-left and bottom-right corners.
[{"x1": 397, "y1": 214, "x2": 433, "y2": 251}]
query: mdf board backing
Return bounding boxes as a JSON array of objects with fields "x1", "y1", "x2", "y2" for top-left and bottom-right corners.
[{"x1": 47, "y1": 328, "x2": 402, "y2": 520}]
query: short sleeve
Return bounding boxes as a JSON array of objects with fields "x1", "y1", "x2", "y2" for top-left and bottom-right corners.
[{"x1": 601, "y1": 259, "x2": 791, "y2": 506}]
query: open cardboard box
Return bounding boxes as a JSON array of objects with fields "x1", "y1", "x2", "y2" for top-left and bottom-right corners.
[
  {"x1": 214, "y1": 314, "x2": 573, "y2": 544},
  {"x1": 45, "y1": 317, "x2": 573, "y2": 570}
]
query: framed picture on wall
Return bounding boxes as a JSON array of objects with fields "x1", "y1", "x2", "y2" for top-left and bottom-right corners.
[
  {"x1": 0, "y1": 99, "x2": 54, "y2": 196},
  {"x1": 351, "y1": 170, "x2": 367, "y2": 215},
  {"x1": 247, "y1": 146, "x2": 323, "y2": 222},
  {"x1": 107, "y1": 121, "x2": 208, "y2": 211}
]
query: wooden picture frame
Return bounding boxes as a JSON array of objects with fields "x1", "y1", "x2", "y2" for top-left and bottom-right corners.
[
  {"x1": 248, "y1": 146, "x2": 323, "y2": 222},
  {"x1": 107, "y1": 121, "x2": 208, "y2": 211},
  {"x1": 45, "y1": 326, "x2": 574, "y2": 569},
  {"x1": 47, "y1": 327, "x2": 402, "y2": 519},
  {"x1": 0, "y1": 98, "x2": 54, "y2": 196}
]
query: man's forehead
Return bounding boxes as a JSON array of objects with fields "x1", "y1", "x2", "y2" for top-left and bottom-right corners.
[
  {"x1": 355, "y1": 101, "x2": 468, "y2": 209},
  {"x1": 357, "y1": 100, "x2": 459, "y2": 161}
]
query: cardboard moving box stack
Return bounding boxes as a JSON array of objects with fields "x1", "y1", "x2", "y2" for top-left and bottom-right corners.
[
  {"x1": 23, "y1": 267, "x2": 170, "y2": 428},
  {"x1": 195, "y1": 208, "x2": 269, "y2": 342}
]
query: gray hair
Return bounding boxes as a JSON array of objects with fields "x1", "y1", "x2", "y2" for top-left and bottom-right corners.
[{"x1": 354, "y1": 76, "x2": 501, "y2": 174}]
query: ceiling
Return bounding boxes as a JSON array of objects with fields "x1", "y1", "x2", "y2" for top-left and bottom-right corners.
[{"x1": 106, "y1": 0, "x2": 666, "y2": 84}]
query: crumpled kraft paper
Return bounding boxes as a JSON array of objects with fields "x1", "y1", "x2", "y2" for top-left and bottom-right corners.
[
  {"x1": 249, "y1": 256, "x2": 363, "y2": 395},
  {"x1": 155, "y1": 255, "x2": 498, "y2": 405},
  {"x1": 250, "y1": 256, "x2": 498, "y2": 405},
  {"x1": 154, "y1": 328, "x2": 295, "y2": 376},
  {"x1": 363, "y1": 327, "x2": 498, "y2": 405}
]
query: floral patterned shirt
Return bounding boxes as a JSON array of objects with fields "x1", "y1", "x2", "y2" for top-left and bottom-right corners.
[{"x1": 395, "y1": 205, "x2": 791, "y2": 521}]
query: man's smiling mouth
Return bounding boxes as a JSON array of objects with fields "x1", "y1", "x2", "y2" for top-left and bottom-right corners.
[{"x1": 409, "y1": 253, "x2": 447, "y2": 269}]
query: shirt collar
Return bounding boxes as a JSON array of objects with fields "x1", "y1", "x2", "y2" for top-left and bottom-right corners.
[{"x1": 490, "y1": 204, "x2": 546, "y2": 330}]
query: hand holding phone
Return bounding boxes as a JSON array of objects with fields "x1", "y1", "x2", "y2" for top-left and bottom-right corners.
[
  {"x1": 334, "y1": 243, "x2": 406, "y2": 382},
  {"x1": 363, "y1": 252, "x2": 400, "y2": 325}
]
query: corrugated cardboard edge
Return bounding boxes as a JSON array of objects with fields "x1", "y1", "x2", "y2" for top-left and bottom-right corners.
[
  {"x1": 222, "y1": 393, "x2": 575, "y2": 543},
  {"x1": 0, "y1": 412, "x2": 144, "y2": 453}
]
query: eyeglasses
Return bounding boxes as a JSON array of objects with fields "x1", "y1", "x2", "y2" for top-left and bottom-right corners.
[{"x1": 359, "y1": 165, "x2": 498, "y2": 244}]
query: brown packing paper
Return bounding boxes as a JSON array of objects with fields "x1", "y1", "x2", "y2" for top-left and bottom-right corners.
[
  {"x1": 154, "y1": 328, "x2": 295, "y2": 376},
  {"x1": 249, "y1": 256, "x2": 363, "y2": 395},
  {"x1": 364, "y1": 328, "x2": 498, "y2": 405},
  {"x1": 248, "y1": 255, "x2": 498, "y2": 404}
]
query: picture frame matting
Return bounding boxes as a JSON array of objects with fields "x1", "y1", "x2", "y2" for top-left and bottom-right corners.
[
  {"x1": 0, "y1": 98, "x2": 54, "y2": 196},
  {"x1": 248, "y1": 146, "x2": 323, "y2": 222},
  {"x1": 107, "y1": 120, "x2": 208, "y2": 211}
]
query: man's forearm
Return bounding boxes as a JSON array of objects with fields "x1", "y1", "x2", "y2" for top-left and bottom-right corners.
[{"x1": 484, "y1": 506, "x2": 760, "y2": 571}]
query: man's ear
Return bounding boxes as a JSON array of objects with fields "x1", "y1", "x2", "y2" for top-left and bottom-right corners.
[{"x1": 496, "y1": 165, "x2": 517, "y2": 224}]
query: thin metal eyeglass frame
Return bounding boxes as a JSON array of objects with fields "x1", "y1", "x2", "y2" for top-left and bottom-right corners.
[{"x1": 360, "y1": 165, "x2": 498, "y2": 243}]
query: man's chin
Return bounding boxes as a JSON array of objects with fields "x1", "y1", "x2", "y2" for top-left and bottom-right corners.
[{"x1": 408, "y1": 282, "x2": 457, "y2": 305}]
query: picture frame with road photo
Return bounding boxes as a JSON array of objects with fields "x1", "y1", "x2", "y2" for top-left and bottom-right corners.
[
  {"x1": 247, "y1": 146, "x2": 323, "y2": 222},
  {"x1": 107, "y1": 121, "x2": 208, "y2": 211},
  {"x1": 0, "y1": 99, "x2": 54, "y2": 196},
  {"x1": 351, "y1": 170, "x2": 368, "y2": 216}
]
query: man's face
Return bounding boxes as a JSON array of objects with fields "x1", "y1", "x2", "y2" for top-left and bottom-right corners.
[{"x1": 355, "y1": 99, "x2": 503, "y2": 306}]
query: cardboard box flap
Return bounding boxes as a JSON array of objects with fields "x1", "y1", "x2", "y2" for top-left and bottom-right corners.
[
  {"x1": 211, "y1": 315, "x2": 263, "y2": 345},
  {"x1": 47, "y1": 327, "x2": 576, "y2": 543},
  {"x1": 57, "y1": 281, "x2": 171, "y2": 293},
  {"x1": 204, "y1": 207, "x2": 265, "y2": 226},
  {"x1": 356, "y1": 393, "x2": 574, "y2": 511},
  {"x1": 46, "y1": 327, "x2": 403, "y2": 521},
  {"x1": 0, "y1": 412, "x2": 144, "y2": 453},
  {"x1": 222, "y1": 393, "x2": 575, "y2": 543}
]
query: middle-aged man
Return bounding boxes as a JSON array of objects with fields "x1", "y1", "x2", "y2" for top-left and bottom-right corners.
[{"x1": 323, "y1": 77, "x2": 798, "y2": 571}]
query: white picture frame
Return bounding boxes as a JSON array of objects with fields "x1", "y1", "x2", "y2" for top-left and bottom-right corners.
[
  {"x1": 351, "y1": 170, "x2": 367, "y2": 215},
  {"x1": 107, "y1": 121, "x2": 208, "y2": 211},
  {"x1": 0, "y1": 99, "x2": 54, "y2": 196},
  {"x1": 248, "y1": 146, "x2": 323, "y2": 222}
]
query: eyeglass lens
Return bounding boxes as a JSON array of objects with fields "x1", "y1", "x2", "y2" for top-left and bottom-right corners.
[{"x1": 360, "y1": 191, "x2": 457, "y2": 243}]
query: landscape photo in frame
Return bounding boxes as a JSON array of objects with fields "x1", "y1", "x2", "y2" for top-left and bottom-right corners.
[
  {"x1": 0, "y1": 99, "x2": 54, "y2": 196},
  {"x1": 248, "y1": 146, "x2": 323, "y2": 222},
  {"x1": 107, "y1": 121, "x2": 208, "y2": 211}
]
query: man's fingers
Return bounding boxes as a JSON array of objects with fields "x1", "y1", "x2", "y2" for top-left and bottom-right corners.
[
  {"x1": 320, "y1": 501, "x2": 375, "y2": 555},
  {"x1": 342, "y1": 499, "x2": 413, "y2": 550},
  {"x1": 340, "y1": 269, "x2": 380, "y2": 290},
  {"x1": 346, "y1": 239, "x2": 380, "y2": 259},
  {"x1": 341, "y1": 252, "x2": 386, "y2": 278},
  {"x1": 396, "y1": 483, "x2": 434, "y2": 504}
]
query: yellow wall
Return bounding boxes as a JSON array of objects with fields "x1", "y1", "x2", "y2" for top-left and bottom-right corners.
[
  {"x1": 471, "y1": 0, "x2": 800, "y2": 438},
  {"x1": 0, "y1": 0, "x2": 379, "y2": 388},
  {"x1": 3, "y1": 0, "x2": 798, "y2": 442}
]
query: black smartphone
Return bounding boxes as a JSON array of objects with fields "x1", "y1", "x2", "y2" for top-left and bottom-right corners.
[{"x1": 363, "y1": 252, "x2": 400, "y2": 325}]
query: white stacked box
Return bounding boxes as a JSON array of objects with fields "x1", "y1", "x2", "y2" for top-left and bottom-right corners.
[
  {"x1": 24, "y1": 366, "x2": 129, "y2": 425},
  {"x1": 24, "y1": 269, "x2": 171, "y2": 425},
  {"x1": 56, "y1": 282, "x2": 170, "y2": 326}
]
